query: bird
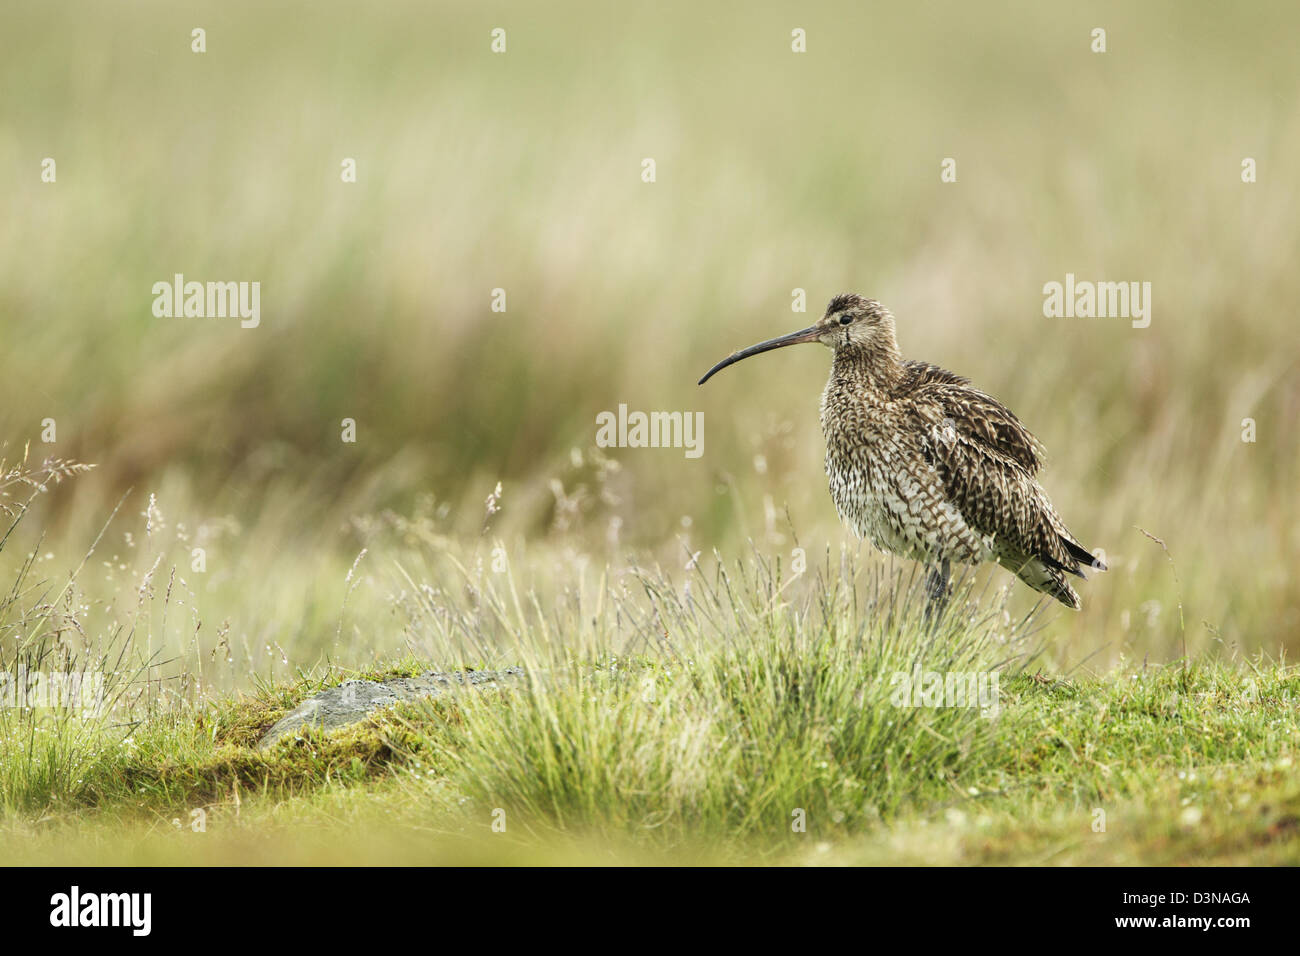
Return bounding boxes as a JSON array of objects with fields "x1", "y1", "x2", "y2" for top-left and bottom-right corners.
[{"x1": 698, "y1": 293, "x2": 1104, "y2": 614}]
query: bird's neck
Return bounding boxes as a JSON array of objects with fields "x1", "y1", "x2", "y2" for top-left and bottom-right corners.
[{"x1": 830, "y1": 341, "x2": 903, "y2": 394}]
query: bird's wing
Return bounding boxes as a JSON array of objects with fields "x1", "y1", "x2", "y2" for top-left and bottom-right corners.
[
  {"x1": 900, "y1": 361, "x2": 1045, "y2": 474},
  {"x1": 907, "y1": 374, "x2": 1084, "y2": 577}
]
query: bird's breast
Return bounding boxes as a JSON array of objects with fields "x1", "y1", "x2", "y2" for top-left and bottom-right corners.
[{"x1": 817, "y1": 380, "x2": 984, "y2": 563}]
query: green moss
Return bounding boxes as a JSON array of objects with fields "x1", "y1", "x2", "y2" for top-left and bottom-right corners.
[{"x1": 105, "y1": 704, "x2": 435, "y2": 813}]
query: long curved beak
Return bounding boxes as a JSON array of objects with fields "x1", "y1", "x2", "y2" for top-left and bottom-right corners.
[{"x1": 697, "y1": 325, "x2": 822, "y2": 385}]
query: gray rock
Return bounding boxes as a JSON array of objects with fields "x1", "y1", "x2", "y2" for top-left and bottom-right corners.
[{"x1": 256, "y1": 667, "x2": 524, "y2": 750}]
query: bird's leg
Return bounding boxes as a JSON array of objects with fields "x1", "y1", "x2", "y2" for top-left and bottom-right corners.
[{"x1": 923, "y1": 559, "x2": 951, "y2": 624}]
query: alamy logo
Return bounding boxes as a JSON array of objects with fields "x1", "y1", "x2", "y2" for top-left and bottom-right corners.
[
  {"x1": 595, "y1": 404, "x2": 703, "y2": 459},
  {"x1": 889, "y1": 670, "x2": 1000, "y2": 718},
  {"x1": 152, "y1": 273, "x2": 260, "y2": 328},
  {"x1": 49, "y1": 886, "x2": 151, "y2": 936},
  {"x1": 1, "y1": 669, "x2": 105, "y2": 714},
  {"x1": 1042, "y1": 273, "x2": 1151, "y2": 328}
]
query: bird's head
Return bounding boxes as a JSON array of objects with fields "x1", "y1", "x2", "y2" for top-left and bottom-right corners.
[{"x1": 698, "y1": 293, "x2": 897, "y2": 385}]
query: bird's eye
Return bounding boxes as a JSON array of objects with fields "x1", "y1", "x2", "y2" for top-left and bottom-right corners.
[{"x1": 839, "y1": 314, "x2": 853, "y2": 325}]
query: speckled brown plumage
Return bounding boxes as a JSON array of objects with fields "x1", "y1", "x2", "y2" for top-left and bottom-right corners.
[{"x1": 700, "y1": 293, "x2": 1104, "y2": 609}]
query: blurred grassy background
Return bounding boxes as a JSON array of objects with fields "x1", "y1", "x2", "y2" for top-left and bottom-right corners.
[{"x1": 1, "y1": 0, "x2": 1297, "y2": 689}]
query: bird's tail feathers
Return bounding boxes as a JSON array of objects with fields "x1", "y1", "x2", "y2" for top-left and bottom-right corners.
[
  {"x1": 1002, "y1": 554, "x2": 1082, "y2": 610},
  {"x1": 1060, "y1": 534, "x2": 1106, "y2": 572}
]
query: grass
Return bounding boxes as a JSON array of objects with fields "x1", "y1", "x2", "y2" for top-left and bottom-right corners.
[
  {"x1": 2, "y1": 470, "x2": 1296, "y2": 863},
  {"x1": 2, "y1": 647, "x2": 1295, "y2": 865}
]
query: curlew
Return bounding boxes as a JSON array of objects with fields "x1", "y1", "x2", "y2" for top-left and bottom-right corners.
[{"x1": 699, "y1": 293, "x2": 1104, "y2": 613}]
